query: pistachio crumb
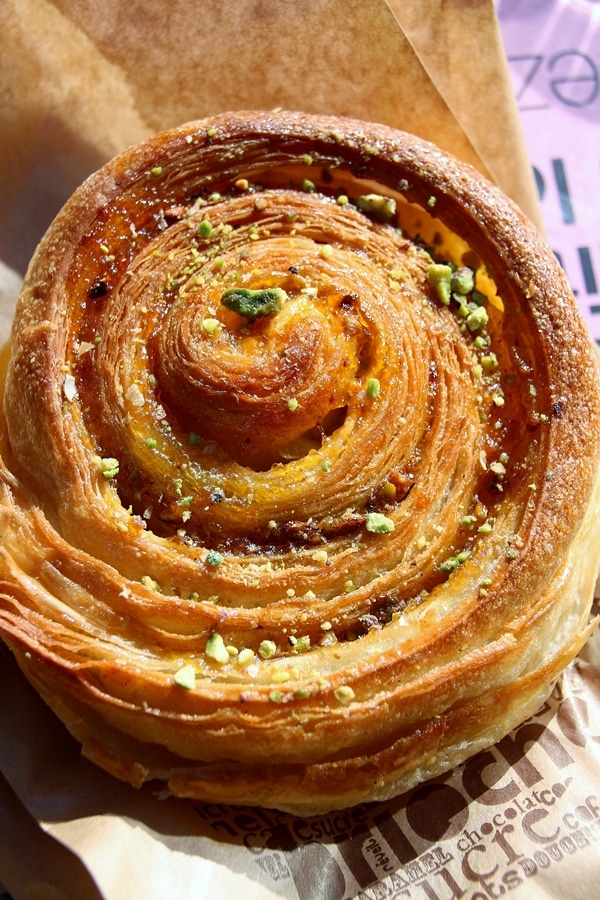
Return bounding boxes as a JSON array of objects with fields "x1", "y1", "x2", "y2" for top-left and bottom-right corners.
[
  {"x1": 205, "y1": 633, "x2": 230, "y2": 664},
  {"x1": 452, "y1": 267, "x2": 475, "y2": 295},
  {"x1": 334, "y1": 685, "x2": 355, "y2": 705},
  {"x1": 427, "y1": 264, "x2": 452, "y2": 305},
  {"x1": 466, "y1": 306, "x2": 489, "y2": 332},
  {"x1": 173, "y1": 664, "x2": 196, "y2": 690},
  {"x1": 365, "y1": 512, "x2": 395, "y2": 534},
  {"x1": 366, "y1": 378, "x2": 380, "y2": 399},
  {"x1": 258, "y1": 640, "x2": 277, "y2": 659},
  {"x1": 201, "y1": 318, "x2": 221, "y2": 335},
  {"x1": 141, "y1": 575, "x2": 161, "y2": 592},
  {"x1": 481, "y1": 353, "x2": 499, "y2": 372},
  {"x1": 356, "y1": 194, "x2": 396, "y2": 221},
  {"x1": 295, "y1": 687, "x2": 312, "y2": 699},
  {"x1": 205, "y1": 550, "x2": 224, "y2": 567},
  {"x1": 438, "y1": 551, "x2": 471, "y2": 573},
  {"x1": 290, "y1": 635, "x2": 311, "y2": 652},
  {"x1": 236, "y1": 648, "x2": 255, "y2": 666},
  {"x1": 97, "y1": 457, "x2": 120, "y2": 479}
]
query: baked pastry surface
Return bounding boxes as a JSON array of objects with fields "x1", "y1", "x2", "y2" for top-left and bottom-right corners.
[{"x1": 1, "y1": 110, "x2": 599, "y2": 816}]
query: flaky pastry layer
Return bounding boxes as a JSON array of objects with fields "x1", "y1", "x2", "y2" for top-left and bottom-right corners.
[{"x1": 1, "y1": 111, "x2": 600, "y2": 816}]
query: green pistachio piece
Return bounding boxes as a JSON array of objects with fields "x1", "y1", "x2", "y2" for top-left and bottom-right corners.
[
  {"x1": 174, "y1": 664, "x2": 196, "y2": 689},
  {"x1": 356, "y1": 193, "x2": 396, "y2": 221},
  {"x1": 481, "y1": 352, "x2": 499, "y2": 371},
  {"x1": 205, "y1": 633, "x2": 229, "y2": 664},
  {"x1": 460, "y1": 515, "x2": 478, "y2": 529},
  {"x1": 366, "y1": 378, "x2": 380, "y2": 399},
  {"x1": 205, "y1": 550, "x2": 224, "y2": 566},
  {"x1": 258, "y1": 639, "x2": 278, "y2": 659},
  {"x1": 220, "y1": 287, "x2": 288, "y2": 320},
  {"x1": 451, "y1": 266, "x2": 475, "y2": 295},
  {"x1": 466, "y1": 306, "x2": 489, "y2": 331},
  {"x1": 471, "y1": 290, "x2": 487, "y2": 307},
  {"x1": 98, "y1": 457, "x2": 120, "y2": 479},
  {"x1": 365, "y1": 512, "x2": 395, "y2": 534},
  {"x1": 427, "y1": 264, "x2": 453, "y2": 305}
]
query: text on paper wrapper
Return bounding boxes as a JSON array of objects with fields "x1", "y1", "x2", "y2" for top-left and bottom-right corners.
[{"x1": 192, "y1": 682, "x2": 600, "y2": 899}]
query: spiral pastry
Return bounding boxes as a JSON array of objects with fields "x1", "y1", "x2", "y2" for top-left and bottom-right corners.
[{"x1": 1, "y1": 111, "x2": 599, "y2": 816}]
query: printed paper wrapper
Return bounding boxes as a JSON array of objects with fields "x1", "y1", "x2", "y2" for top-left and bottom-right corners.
[{"x1": 1, "y1": 2, "x2": 598, "y2": 898}]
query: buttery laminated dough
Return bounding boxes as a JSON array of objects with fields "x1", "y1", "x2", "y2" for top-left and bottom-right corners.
[{"x1": 1, "y1": 111, "x2": 599, "y2": 816}]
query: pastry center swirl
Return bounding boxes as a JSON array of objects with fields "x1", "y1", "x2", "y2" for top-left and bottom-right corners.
[{"x1": 153, "y1": 245, "x2": 371, "y2": 467}]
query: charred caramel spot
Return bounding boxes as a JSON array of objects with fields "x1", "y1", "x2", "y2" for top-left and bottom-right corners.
[
  {"x1": 88, "y1": 280, "x2": 108, "y2": 300},
  {"x1": 339, "y1": 292, "x2": 359, "y2": 310}
]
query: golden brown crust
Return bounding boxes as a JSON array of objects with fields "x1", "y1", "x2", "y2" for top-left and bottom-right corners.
[{"x1": 1, "y1": 110, "x2": 600, "y2": 815}]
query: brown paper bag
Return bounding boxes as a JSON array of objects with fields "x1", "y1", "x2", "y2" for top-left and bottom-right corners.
[{"x1": 0, "y1": 0, "x2": 541, "y2": 341}]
